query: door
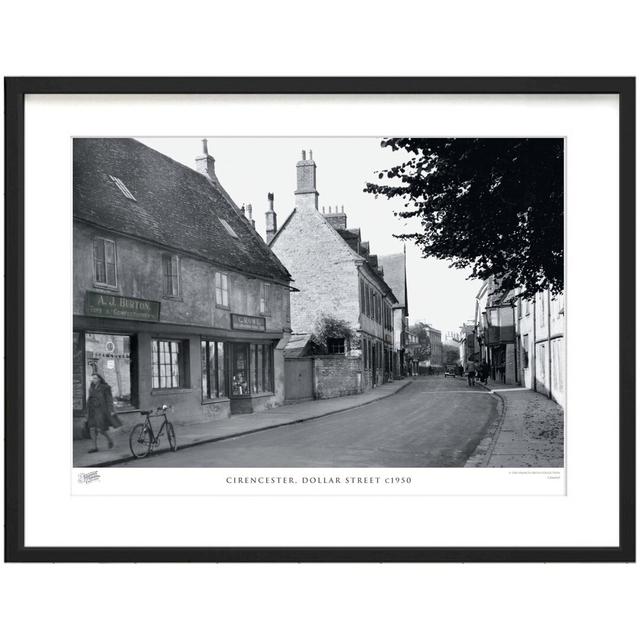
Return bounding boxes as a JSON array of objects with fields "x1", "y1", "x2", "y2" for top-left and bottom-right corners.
[{"x1": 284, "y1": 358, "x2": 314, "y2": 403}]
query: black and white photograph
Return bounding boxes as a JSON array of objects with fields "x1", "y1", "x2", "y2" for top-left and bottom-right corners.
[{"x1": 73, "y1": 135, "x2": 565, "y2": 471}]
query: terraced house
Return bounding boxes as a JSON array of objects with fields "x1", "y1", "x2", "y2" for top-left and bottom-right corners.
[
  {"x1": 72, "y1": 138, "x2": 293, "y2": 438},
  {"x1": 268, "y1": 150, "x2": 398, "y2": 398}
]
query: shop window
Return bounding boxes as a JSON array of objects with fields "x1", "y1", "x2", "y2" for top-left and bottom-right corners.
[
  {"x1": 93, "y1": 237, "x2": 117, "y2": 287},
  {"x1": 73, "y1": 332, "x2": 85, "y2": 413},
  {"x1": 250, "y1": 343, "x2": 274, "y2": 394},
  {"x1": 259, "y1": 282, "x2": 271, "y2": 316},
  {"x1": 215, "y1": 272, "x2": 229, "y2": 308},
  {"x1": 231, "y1": 343, "x2": 273, "y2": 396},
  {"x1": 85, "y1": 332, "x2": 134, "y2": 409},
  {"x1": 201, "y1": 340, "x2": 226, "y2": 400},
  {"x1": 152, "y1": 339, "x2": 186, "y2": 389},
  {"x1": 231, "y1": 344, "x2": 249, "y2": 396},
  {"x1": 163, "y1": 254, "x2": 180, "y2": 297},
  {"x1": 327, "y1": 338, "x2": 345, "y2": 354}
]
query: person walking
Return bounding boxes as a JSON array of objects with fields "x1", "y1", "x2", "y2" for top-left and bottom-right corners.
[
  {"x1": 466, "y1": 359, "x2": 477, "y2": 387},
  {"x1": 479, "y1": 360, "x2": 489, "y2": 384},
  {"x1": 86, "y1": 373, "x2": 120, "y2": 453}
]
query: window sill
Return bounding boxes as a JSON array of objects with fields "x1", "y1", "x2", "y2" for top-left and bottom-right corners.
[
  {"x1": 151, "y1": 388, "x2": 192, "y2": 395},
  {"x1": 162, "y1": 295, "x2": 184, "y2": 302},
  {"x1": 230, "y1": 391, "x2": 274, "y2": 399},
  {"x1": 92, "y1": 283, "x2": 119, "y2": 291},
  {"x1": 216, "y1": 305, "x2": 231, "y2": 311},
  {"x1": 201, "y1": 397, "x2": 230, "y2": 405}
]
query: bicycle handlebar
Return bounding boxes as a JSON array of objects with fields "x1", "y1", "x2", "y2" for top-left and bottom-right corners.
[{"x1": 140, "y1": 404, "x2": 172, "y2": 416}]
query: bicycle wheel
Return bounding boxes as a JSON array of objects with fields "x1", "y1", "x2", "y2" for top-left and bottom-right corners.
[
  {"x1": 166, "y1": 421, "x2": 177, "y2": 452},
  {"x1": 129, "y1": 423, "x2": 152, "y2": 459}
]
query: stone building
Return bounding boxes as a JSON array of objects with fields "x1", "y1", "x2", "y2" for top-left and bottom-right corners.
[
  {"x1": 378, "y1": 252, "x2": 409, "y2": 377},
  {"x1": 471, "y1": 276, "x2": 565, "y2": 407},
  {"x1": 516, "y1": 289, "x2": 565, "y2": 407},
  {"x1": 268, "y1": 150, "x2": 398, "y2": 396},
  {"x1": 73, "y1": 138, "x2": 292, "y2": 438},
  {"x1": 474, "y1": 278, "x2": 518, "y2": 384}
]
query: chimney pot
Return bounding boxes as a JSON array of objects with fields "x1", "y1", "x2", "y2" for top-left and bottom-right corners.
[
  {"x1": 309, "y1": 150, "x2": 313, "y2": 160},
  {"x1": 301, "y1": 150, "x2": 306, "y2": 160},
  {"x1": 202, "y1": 138, "x2": 208, "y2": 155},
  {"x1": 265, "y1": 192, "x2": 278, "y2": 243}
]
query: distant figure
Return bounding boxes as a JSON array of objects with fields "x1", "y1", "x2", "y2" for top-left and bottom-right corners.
[
  {"x1": 479, "y1": 360, "x2": 489, "y2": 384},
  {"x1": 466, "y1": 360, "x2": 477, "y2": 387},
  {"x1": 457, "y1": 364, "x2": 464, "y2": 377},
  {"x1": 86, "y1": 373, "x2": 120, "y2": 453}
]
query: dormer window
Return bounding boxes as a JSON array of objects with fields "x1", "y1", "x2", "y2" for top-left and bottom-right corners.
[
  {"x1": 219, "y1": 217, "x2": 239, "y2": 239},
  {"x1": 109, "y1": 175, "x2": 136, "y2": 201}
]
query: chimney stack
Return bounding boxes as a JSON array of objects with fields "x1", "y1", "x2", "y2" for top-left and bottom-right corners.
[
  {"x1": 295, "y1": 149, "x2": 319, "y2": 212},
  {"x1": 195, "y1": 138, "x2": 218, "y2": 184},
  {"x1": 322, "y1": 203, "x2": 347, "y2": 230},
  {"x1": 265, "y1": 192, "x2": 278, "y2": 244},
  {"x1": 246, "y1": 203, "x2": 255, "y2": 228}
]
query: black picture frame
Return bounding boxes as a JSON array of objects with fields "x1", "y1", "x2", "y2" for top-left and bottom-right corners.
[{"x1": 4, "y1": 76, "x2": 635, "y2": 563}]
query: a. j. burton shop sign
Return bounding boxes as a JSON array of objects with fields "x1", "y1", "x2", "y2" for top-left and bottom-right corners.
[{"x1": 85, "y1": 292, "x2": 161, "y2": 322}]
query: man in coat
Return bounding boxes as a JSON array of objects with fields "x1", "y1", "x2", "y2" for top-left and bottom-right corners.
[{"x1": 86, "y1": 373, "x2": 120, "y2": 452}]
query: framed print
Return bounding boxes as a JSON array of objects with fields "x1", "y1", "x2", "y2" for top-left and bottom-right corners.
[{"x1": 4, "y1": 77, "x2": 635, "y2": 562}]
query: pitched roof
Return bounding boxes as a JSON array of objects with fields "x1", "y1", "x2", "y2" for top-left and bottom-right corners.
[
  {"x1": 379, "y1": 253, "x2": 408, "y2": 310},
  {"x1": 73, "y1": 138, "x2": 291, "y2": 283},
  {"x1": 283, "y1": 333, "x2": 313, "y2": 358}
]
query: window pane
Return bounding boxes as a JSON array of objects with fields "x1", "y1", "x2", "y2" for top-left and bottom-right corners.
[
  {"x1": 94, "y1": 239, "x2": 105, "y2": 261},
  {"x1": 106, "y1": 263, "x2": 116, "y2": 286},
  {"x1": 231, "y1": 344, "x2": 249, "y2": 396},
  {"x1": 95, "y1": 260, "x2": 106, "y2": 283},
  {"x1": 265, "y1": 346, "x2": 273, "y2": 391},
  {"x1": 104, "y1": 240, "x2": 115, "y2": 263},
  {"x1": 257, "y1": 344, "x2": 264, "y2": 392},
  {"x1": 201, "y1": 340, "x2": 209, "y2": 399},
  {"x1": 207, "y1": 341, "x2": 216, "y2": 398},
  {"x1": 217, "y1": 342, "x2": 225, "y2": 397},
  {"x1": 250, "y1": 344, "x2": 257, "y2": 393}
]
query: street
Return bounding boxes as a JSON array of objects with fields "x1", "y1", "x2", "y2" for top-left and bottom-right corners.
[{"x1": 117, "y1": 376, "x2": 498, "y2": 468}]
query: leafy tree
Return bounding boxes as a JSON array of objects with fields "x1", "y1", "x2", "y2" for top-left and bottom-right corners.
[
  {"x1": 443, "y1": 344, "x2": 460, "y2": 366},
  {"x1": 310, "y1": 314, "x2": 356, "y2": 354},
  {"x1": 364, "y1": 138, "x2": 563, "y2": 298},
  {"x1": 406, "y1": 322, "x2": 432, "y2": 362}
]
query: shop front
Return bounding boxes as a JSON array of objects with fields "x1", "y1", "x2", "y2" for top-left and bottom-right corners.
[{"x1": 73, "y1": 295, "x2": 283, "y2": 439}]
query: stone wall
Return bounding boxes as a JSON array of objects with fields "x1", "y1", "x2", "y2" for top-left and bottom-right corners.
[
  {"x1": 270, "y1": 207, "x2": 360, "y2": 335},
  {"x1": 313, "y1": 355, "x2": 363, "y2": 399}
]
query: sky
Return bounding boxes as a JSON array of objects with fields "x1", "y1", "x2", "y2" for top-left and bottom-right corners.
[{"x1": 140, "y1": 137, "x2": 481, "y2": 335}]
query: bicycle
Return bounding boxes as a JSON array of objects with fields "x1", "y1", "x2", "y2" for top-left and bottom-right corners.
[{"x1": 129, "y1": 405, "x2": 177, "y2": 459}]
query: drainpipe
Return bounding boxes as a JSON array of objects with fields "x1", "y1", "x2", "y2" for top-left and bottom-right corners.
[
  {"x1": 512, "y1": 302, "x2": 518, "y2": 385},
  {"x1": 547, "y1": 289, "x2": 552, "y2": 399},
  {"x1": 532, "y1": 294, "x2": 537, "y2": 392}
]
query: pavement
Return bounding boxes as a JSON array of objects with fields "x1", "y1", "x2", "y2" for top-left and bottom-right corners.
[
  {"x1": 465, "y1": 378, "x2": 565, "y2": 467},
  {"x1": 74, "y1": 378, "x2": 413, "y2": 468},
  {"x1": 114, "y1": 375, "x2": 499, "y2": 468}
]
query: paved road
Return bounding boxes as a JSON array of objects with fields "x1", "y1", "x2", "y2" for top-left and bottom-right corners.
[{"x1": 118, "y1": 376, "x2": 499, "y2": 468}]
